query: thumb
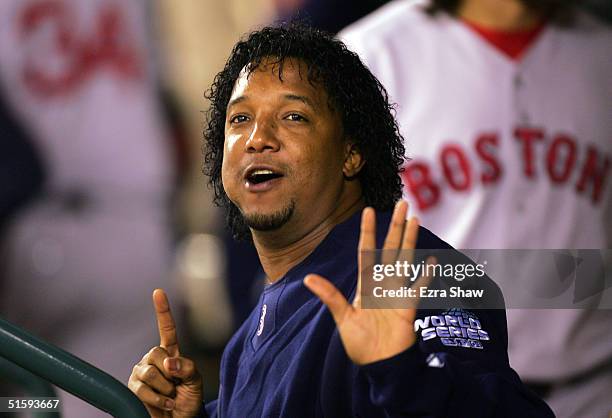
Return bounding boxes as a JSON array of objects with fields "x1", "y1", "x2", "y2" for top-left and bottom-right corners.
[
  {"x1": 304, "y1": 274, "x2": 352, "y2": 324},
  {"x1": 163, "y1": 356, "x2": 200, "y2": 384}
]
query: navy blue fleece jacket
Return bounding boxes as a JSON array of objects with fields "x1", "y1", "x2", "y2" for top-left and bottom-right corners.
[{"x1": 199, "y1": 210, "x2": 554, "y2": 417}]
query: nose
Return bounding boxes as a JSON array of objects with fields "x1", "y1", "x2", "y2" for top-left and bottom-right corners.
[{"x1": 244, "y1": 118, "x2": 280, "y2": 153}]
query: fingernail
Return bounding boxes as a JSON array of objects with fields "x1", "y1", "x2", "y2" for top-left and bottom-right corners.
[
  {"x1": 305, "y1": 275, "x2": 320, "y2": 286},
  {"x1": 164, "y1": 399, "x2": 174, "y2": 410},
  {"x1": 167, "y1": 358, "x2": 180, "y2": 372}
]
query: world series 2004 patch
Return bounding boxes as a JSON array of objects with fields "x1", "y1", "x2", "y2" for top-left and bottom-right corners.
[{"x1": 414, "y1": 308, "x2": 490, "y2": 349}]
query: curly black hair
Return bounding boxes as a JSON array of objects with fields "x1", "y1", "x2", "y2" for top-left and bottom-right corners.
[{"x1": 204, "y1": 23, "x2": 405, "y2": 240}]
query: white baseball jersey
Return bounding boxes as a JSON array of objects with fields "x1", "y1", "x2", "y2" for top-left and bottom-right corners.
[
  {"x1": 0, "y1": 1, "x2": 174, "y2": 417},
  {"x1": 340, "y1": 0, "x2": 612, "y2": 409}
]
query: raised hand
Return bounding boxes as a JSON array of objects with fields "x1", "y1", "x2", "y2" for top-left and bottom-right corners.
[
  {"x1": 304, "y1": 201, "x2": 434, "y2": 365},
  {"x1": 128, "y1": 289, "x2": 203, "y2": 417}
]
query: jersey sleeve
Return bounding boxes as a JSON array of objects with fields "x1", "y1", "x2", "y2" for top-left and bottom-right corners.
[{"x1": 359, "y1": 307, "x2": 555, "y2": 417}]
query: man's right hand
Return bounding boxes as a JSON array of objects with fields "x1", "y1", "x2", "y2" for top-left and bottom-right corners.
[{"x1": 128, "y1": 289, "x2": 203, "y2": 418}]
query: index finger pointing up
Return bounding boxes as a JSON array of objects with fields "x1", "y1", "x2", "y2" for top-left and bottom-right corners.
[{"x1": 152, "y1": 288, "x2": 180, "y2": 357}]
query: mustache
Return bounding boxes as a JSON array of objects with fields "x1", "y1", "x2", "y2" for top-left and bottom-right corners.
[{"x1": 241, "y1": 159, "x2": 292, "y2": 176}]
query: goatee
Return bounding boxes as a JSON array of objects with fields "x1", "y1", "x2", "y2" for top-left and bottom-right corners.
[{"x1": 242, "y1": 200, "x2": 296, "y2": 231}]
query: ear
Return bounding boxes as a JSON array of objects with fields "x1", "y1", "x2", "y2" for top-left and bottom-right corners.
[{"x1": 343, "y1": 142, "x2": 365, "y2": 179}]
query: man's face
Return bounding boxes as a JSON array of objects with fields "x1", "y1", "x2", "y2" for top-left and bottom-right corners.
[{"x1": 222, "y1": 58, "x2": 349, "y2": 235}]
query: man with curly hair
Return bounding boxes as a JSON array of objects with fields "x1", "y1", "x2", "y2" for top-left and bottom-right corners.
[{"x1": 128, "y1": 23, "x2": 553, "y2": 417}]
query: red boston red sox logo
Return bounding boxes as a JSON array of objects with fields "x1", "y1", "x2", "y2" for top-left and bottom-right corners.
[
  {"x1": 19, "y1": 0, "x2": 143, "y2": 98},
  {"x1": 402, "y1": 126, "x2": 610, "y2": 210}
]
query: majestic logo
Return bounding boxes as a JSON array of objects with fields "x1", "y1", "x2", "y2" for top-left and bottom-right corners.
[
  {"x1": 256, "y1": 304, "x2": 267, "y2": 336},
  {"x1": 414, "y1": 308, "x2": 490, "y2": 349},
  {"x1": 426, "y1": 353, "x2": 445, "y2": 368}
]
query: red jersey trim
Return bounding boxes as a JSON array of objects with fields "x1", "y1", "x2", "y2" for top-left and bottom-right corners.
[{"x1": 462, "y1": 19, "x2": 546, "y2": 60}]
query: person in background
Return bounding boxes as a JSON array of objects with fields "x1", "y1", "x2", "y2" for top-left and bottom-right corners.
[
  {"x1": 340, "y1": 1, "x2": 611, "y2": 417},
  {"x1": 0, "y1": 1, "x2": 177, "y2": 416}
]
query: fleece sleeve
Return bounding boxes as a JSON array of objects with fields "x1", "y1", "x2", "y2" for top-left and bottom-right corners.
[{"x1": 359, "y1": 308, "x2": 555, "y2": 418}]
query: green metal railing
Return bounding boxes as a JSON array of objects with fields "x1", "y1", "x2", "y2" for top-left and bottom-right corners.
[{"x1": 0, "y1": 318, "x2": 149, "y2": 418}]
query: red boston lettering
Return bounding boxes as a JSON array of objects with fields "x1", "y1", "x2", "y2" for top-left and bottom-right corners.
[
  {"x1": 399, "y1": 129, "x2": 608, "y2": 211},
  {"x1": 546, "y1": 135, "x2": 577, "y2": 184},
  {"x1": 514, "y1": 126, "x2": 544, "y2": 178},
  {"x1": 475, "y1": 133, "x2": 502, "y2": 184},
  {"x1": 401, "y1": 162, "x2": 441, "y2": 210},
  {"x1": 575, "y1": 146, "x2": 610, "y2": 204},
  {"x1": 440, "y1": 144, "x2": 471, "y2": 191}
]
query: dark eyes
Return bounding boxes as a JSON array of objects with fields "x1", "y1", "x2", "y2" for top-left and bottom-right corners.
[
  {"x1": 229, "y1": 114, "x2": 249, "y2": 124},
  {"x1": 229, "y1": 113, "x2": 308, "y2": 124},
  {"x1": 285, "y1": 113, "x2": 307, "y2": 122}
]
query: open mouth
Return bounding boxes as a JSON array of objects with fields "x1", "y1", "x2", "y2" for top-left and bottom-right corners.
[{"x1": 246, "y1": 169, "x2": 283, "y2": 185}]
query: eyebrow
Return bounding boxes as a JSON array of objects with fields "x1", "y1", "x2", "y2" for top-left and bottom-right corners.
[
  {"x1": 227, "y1": 95, "x2": 247, "y2": 109},
  {"x1": 283, "y1": 94, "x2": 316, "y2": 110},
  {"x1": 226, "y1": 94, "x2": 317, "y2": 111}
]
